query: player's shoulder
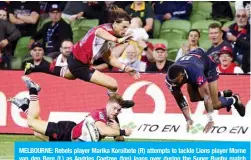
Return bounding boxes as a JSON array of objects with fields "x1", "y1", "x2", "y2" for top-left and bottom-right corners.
[
  {"x1": 99, "y1": 23, "x2": 113, "y2": 31},
  {"x1": 90, "y1": 108, "x2": 107, "y2": 121}
]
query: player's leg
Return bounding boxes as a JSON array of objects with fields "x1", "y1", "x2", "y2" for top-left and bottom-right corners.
[
  {"x1": 67, "y1": 54, "x2": 135, "y2": 108},
  {"x1": 21, "y1": 76, "x2": 50, "y2": 135},
  {"x1": 90, "y1": 70, "x2": 118, "y2": 93},
  {"x1": 187, "y1": 84, "x2": 203, "y2": 102},
  {"x1": 24, "y1": 63, "x2": 76, "y2": 80},
  {"x1": 33, "y1": 131, "x2": 49, "y2": 141},
  {"x1": 208, "y1": 80, "x2": 245, "y2": 116}
]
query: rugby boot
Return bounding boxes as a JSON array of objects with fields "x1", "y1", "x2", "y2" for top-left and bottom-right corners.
[
  {"x1": 8, "y1": 97, "x2": 30, "y2": 113},
  {"x1": 232, "y1": 94, "x2": 245, "y2": 117},
  {"x1": 22, "y1": 76, "x2": 41, "y2": 92}
]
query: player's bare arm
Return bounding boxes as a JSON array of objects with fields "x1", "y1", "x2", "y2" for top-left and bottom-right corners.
[
  {"x1": 95, "y1": 121, "x2": 131, "y2": 137},
  {"x1": 198, "y1": 82, "x2": 215, "y2": 133}
]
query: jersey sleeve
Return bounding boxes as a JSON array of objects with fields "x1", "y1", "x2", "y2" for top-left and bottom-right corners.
[
  {"x1": 100, "y1": 24, "x2": 115, "y2": 35},
  {"x1": 90, "y1": 110, "x2": 107, "y2": 124}
]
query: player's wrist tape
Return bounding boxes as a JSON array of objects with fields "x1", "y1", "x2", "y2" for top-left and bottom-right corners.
[
  {"x1": 207, "y1": 112, "x2": 214, "y2": 122},
  {"x1": 119, "y1": 129, "x2": 126, "y2": 136}
]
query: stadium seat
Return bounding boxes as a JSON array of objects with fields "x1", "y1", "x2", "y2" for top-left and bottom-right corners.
[
  {"x1": 199, "y1": 39, "x2": 212, "y2": 51},
  {"x1": 167, "y1": 39, "x2": 188, "y2": 61},
  {"x1": 72, "y1": 27, "x2": 90, "y2": 43},
  {"x1": 10, "y1": 56, "x2": 22, "y2": 70},
  {"x1": 223, "y1": 21, "x2": 235, "y2": 28},
  {"x1": 189, "y1": 11, "x2": 207, "y2": 23},
  {"x1": 194, "y1": 1, "x2": 213, "y2": 19},
  {"x1": 159, "y1": 20, "x2": 191, "y2": 40},
  {"x1": 168, "y1": 49, "x2": 179, "y2": 61},
  {"x1": 153, "y1": 19, "x2": 161, "y2": 38},
  {"x1": 192, "y1": 20, "x2": 221, "y2": 30},
  {"x1": 71, "y1": 18, "x2": 99, "y2": 29},
  {"x1": 14, "y1": 37, "x2": 31, "y2": 59},
  {"x1": 37, "y1": 18, "x2": 51, "y2": 31},
  {"x1": 230, "y1": 2, "x2": 236, "y2": 17},
  {"x1": 148, "y1": 39, "x2": 168, "y2": 48}
]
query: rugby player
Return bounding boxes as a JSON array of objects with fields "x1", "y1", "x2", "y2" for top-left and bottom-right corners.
[
  {"x1": 24, "y1": 6, "x2": 139, "y2": 108},
  {"x1": 165, "y1": 48, "x2": 245, "y2": 133},
  {"x1": 9, "y1": 76, "x2": 132, "y2": 142}
]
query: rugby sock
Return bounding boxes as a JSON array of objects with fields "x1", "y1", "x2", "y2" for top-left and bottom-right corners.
[
  {"x1": 20, "y1": 104, "x2": 29, "y2": 114},
  {"x1": 218, "y1": 97, "x2": 236, "y2": 110},
  {"x1": 29, "y1": 88, "x2": 38, "y2": 95},
  {"x1": 107, "y1": 89, "x2": 117, "y2": 97}
]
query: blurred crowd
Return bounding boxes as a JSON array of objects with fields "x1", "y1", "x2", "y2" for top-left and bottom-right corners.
[{"x1": 0, "y1": 1, "x2": 250, "y2": 74}]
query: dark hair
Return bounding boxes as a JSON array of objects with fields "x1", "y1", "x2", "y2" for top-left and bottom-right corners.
[
  {"x1": 107, "y1": 5, "x2": 131, "y2": 24},
  {"x1": 167, "y1": 64, "x2": 185, "y2": 82},
  {"x1": 60, "y1": 39, "x2": 73, "y2": 47},
  {"x1": 208, "y1": 23, "x2": 222, "y2": 31},
  {"x1": 108, "y1": 93, "x2": 124, "y2": 106},
  {"x1": 188, "y1": 29, "x2": 200, "y2": 38},
  {"x1": 243, "y1": 1, "x2": 250, "y2": 8}
]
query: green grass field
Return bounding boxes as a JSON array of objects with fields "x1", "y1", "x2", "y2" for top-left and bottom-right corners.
[
  {"x1": 0, "y1": 134, "x2": 40, "y2": 160},
  {"x1": 0, "y1": 134, "x2": 173, "y2": 160}
]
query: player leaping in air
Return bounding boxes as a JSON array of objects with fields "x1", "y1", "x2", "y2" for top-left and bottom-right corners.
[
  {"x1": 8, "y1": 76, "x2": 132, "y2": 142},
  {"x1": 24, "y1": 6, "x2": 139, "y2": 108},
  {"x1": 165, "y1": 48, "x2": 245, "y2": 133}
]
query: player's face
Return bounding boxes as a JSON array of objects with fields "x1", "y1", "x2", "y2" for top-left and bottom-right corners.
[
  {"x1": 60, "y1": 41, "x2": 73, "y2": 57},
  {"x1": 49, "y1": 11, "x2": 62, "y2": 23},
  {"x1": 171, "y1": 72, "x2": 185, "y2": 86},
  {"x1": 0, "y1": 10, "x2": 7, "y2": 20},
  {"x1": 154, "y1": 49, "x2": 167, "y2": 61},
  {"x1": 107, "y1": 102, "x2": 122, "y2": 119},
  {"x1": 236, "y1": 10, "x2": 248, "y2": 27},
  {"x1": 31, "y1": 47, "x2": 44, "y2": 61},
  {"x1": 219, "y1": 53, "x2": 233, "y2": 66},
  {"x1": 113, "y1": 20, "x2": 130, "y2": 37},
  {"x1": 188, "y1": 31, "x2": 199, "y2": 46},
  {"x1": 209, "y1": 28, "x2": 223, "y2": 45}
]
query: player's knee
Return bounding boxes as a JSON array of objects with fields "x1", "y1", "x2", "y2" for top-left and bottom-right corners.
[
  {"x1": 108, "y1": 79, "x2": 118, "y2": 91},
  {"x1": 27, "y1": 117, "x2": 35, "y2": 129}
]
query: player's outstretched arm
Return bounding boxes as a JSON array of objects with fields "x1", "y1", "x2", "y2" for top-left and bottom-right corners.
[
  {"x1": 171, "y1": 89, "x2": 194, "y2": 132},
  {"x1": 198, "y1": 82, "x2": 215, "y2": 133},
  {"x1": 95, "y1": 121, "x2": 131, "y2": 137},
  {"x1": 95, "y1": 28, "x2": 131, "y2": 43},
  {"x1": 103, "y1": 51, "x2": 140, "y2": 80}
]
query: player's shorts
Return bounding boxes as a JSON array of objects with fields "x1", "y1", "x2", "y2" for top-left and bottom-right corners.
[
  {"x1": 67, "y1": 53, "x2": 95, "y2": 82},
  {"x1": 45, "y1": 121, "x2": 76, "y2": 141},
  {"x1": 204, "y1": 57, "x2": 219, "y2": 83}
]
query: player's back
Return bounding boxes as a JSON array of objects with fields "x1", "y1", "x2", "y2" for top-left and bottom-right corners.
[
  {"x1": 71, "y1": 23, "x2": 114, "y2": 64},
  {"x1": 176, "y1": 48, "x2": 212, "y2": 71}
]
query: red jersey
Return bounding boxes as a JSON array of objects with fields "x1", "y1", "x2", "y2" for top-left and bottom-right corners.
[
  {"x1": 71, "y1": 108, "x2": 108, "y2": 141},
  {"x1": 72, "y1": 23, "x2": 115, "y2": 64}
]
